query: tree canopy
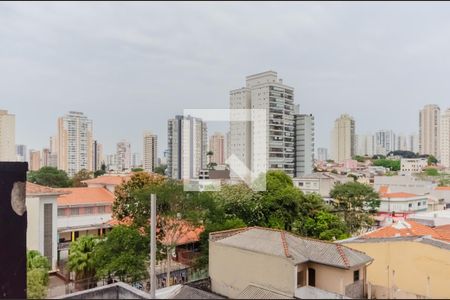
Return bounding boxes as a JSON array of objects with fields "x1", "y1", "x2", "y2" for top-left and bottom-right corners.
[
  {"x1": 72, "y1": 169, "x2": 93, "y2": 187},
  {"x1": 26, "y1": 250, "x2": 50, "y2": 299},
  {"x1": 28, "y1": 166, "x2": 71, "y2": 187},
  {"x1": 372, "y1": 159, "x2": 400, "y2": 171}
]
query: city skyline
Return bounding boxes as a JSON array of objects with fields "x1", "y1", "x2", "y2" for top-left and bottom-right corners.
[{"x1": 4, "y1": 3, "x2": 450, "y2": 156}]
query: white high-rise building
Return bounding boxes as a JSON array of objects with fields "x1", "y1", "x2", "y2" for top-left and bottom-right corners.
[
  {"x1": 409, "y1": 134, "x2": 419, "y2": 153},
  {"x1": 419, "y1": 104, "x2": 440, "y2": 158},
  {"x1": 143, "y1": 131, "x2": 158, "y2": 172},
  {"x1": 356, "y1": 134, "x2": 374, "y2": 157},
  {"x1": 16, "y1": 144, "x2": 27, "y2": 162},
  {"x1": 167, "y1": 115, "x2": 207, "y2": 180},
  {"x1": 209, "y1": 132, "x2": 225, "y2": 165},
  {"x1": 440, "y1": 108, "x2": 450, "y2": 168},
  {"x1": 106, "y1": 154, "x2": 117, "y2": 171},
  {"x1": 396, "y1": 134, "x2": 409, "y2": 151},
  {"x1": 294, "y1": 111, "x2": 314, "y2": 177},
  {"x1": 375, "y1": 130, "x2": 396, "y2": 155},
  {"x1": 56, "y1": 111, "x2": 93, "y2": 176},
  {"x1": 132, "y1": 152, "x2": 142, "y2": 169},
  {"x1": 230, "y1": 71, "x2": 295, "y2": 178},
  {"x1": 0, "y1": 110, "x2": 16, "y2": 161},
  {"x1": 116, "y1": 140, "x2": 131, "y2": 171},
  {"x1": 317, "y1": 148, "x2": 328, "y2": 161},
  {"x1": 331, "y1": 114, "x2": 355, "y2": 163}
]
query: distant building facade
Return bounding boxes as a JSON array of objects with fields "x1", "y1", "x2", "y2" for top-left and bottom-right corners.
[
  {"x1": 209, "y1": 132, "x2": 225, "y2": 165},
  {"x1": 116, "y1": 140, "x2": 131, "y2": 171},
  {"x1": 294, "y1": 112, "x2": 314, "y2": 176},
  {"x1": 331, "y1": 114, "x2": 355, "y2": 163},
  {"x1": 0, "y1": 110, "x2": 16, "y2": 161},
  {"x1": 419, "y1": 104, "x2": 440, "y2": 158},
  {"x1": 143, "y1": 131, "x2": 157, "y2": 172}
]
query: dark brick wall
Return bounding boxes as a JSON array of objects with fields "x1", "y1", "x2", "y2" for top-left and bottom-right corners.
[{"x1": 0, "y1": 162, "x2": 28, "y2": 299}]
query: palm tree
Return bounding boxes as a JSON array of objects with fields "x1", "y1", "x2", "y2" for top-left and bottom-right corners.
[{"x1": 68, "y1": 235, "x2": 98, "y2": 290}]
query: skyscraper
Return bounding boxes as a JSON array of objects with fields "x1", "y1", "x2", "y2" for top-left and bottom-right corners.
[
  {"x1": 209, "y1": 132, "x2": 225, "y2": 165},
  {"x1": 230, "y1": 71, "x2": 295, "y2": 178},
  {"x1": 294, "y1": 112, "x2": 315, "y2": 177},
  {"x1": 356, "y1": 134, "x2": 374, "y2": 157},
  {"x1": 317, "y1": 148, "x2": 328, "y2": 161},
  {"x1": 16, "y1": 145, "x2": 27, "y2": 162},
  {"x1": 56, "y1": 111, "x2": 93, "y2": 176},
  {"x1": 396, "y1": 134, "x2": 409, "y2": 151},
  {"x1": 132, "y1": 152, "x2": 142, "y2": 169},
  {"x1": 331, "y1": 114, "x2": 355, "y2": 163},
  {"x1": 29, "y1": 150, "x2": 41, "y2": 171},
  {"x1": 419, "y1": 104, "x2": 440, "y2": 158},
  {"x1": 374, "y1": 130, "x2": 396, "y2": 155},
  {"x1": 409, "y1": 133, "x2": 419, "y2": 154},
  {"x1": 440, "y1": 108, "x2": 450, "y2": 168},
  {"x1": 143, "y1": 131, "x2": 158, "y2": 172},
  {"x1": 167, "y1": 115, "x2": 207, "y2": 180},
  {"x1": 116, "y1": 140, "x2": 131, "y2": 171},
  {"x1": 92, "y1": 140, "x2": 104, "y2": 171},
  {"x1": 41, "y1": 148, "x2": 51, "y2": 167},
  {"x1": 0, "y1": 110, "x2": 16, "y2": 161}
]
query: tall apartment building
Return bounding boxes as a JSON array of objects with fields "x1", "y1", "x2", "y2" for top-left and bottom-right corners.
[
  {"x1": 331, "y1": 114, "x2": 355, "y2": 163},
  {"x1": 230, "y1": 71, "x2": 295, "y2": 178},
  {"x1": 29, "y1": 150, "x2": 41, "y2": 171},
  {"x1": 106, "y1": 154, "x2": 117, "y2": 170},
  {"x1": 294, "y1": 111, "x2": 314, "y2": 177},
  {"x1": 167, "y1": 115, "x2": 207, "y2": 180},
  {"x1": 92, "y1": 140, "x2": 104, "y2": 171},
  {"x1": 419, "y1": 104, "x2": 440, "y2": 158},
  {"x1": 440, "y1": 108, "x2": 450, "y2": 168},
  {"x1": 143, "y1": 131, "x2": 158, "y2": 172},
  {"x1": 209, "y1": 132, "x2": 225, "y2": 165},
  {"x1": 16, "y1": 144, "x2": 27, "y2": 162},
  {"x1": 409, "y1": 134, "x2": 419, "y2": 153},
  {"x1": 56, "y1": 111, "x2": 93, "y2": 176},
  {"x1": 116, "y1": 140, "x2": 131, "y2": 171},
  {"x1": 132, "y1": 152, "x2": 142, "y2": 168},
  {"x1": 396, "y1": 134, "x2": 408, "y2": 151},
  {"x1": 0, "y1": 110, "x2": 16, "y2": 161},
  {"x1": 375, "y1": 130, "x2": 396, "y2": 155},
  {"x1": 356, "y1": 134, "x2": 374, "y2": 157},
  {"x1": 41, "y1": 148, "x2": 51, "y2": 167},
  {"x1": 225, "y1": 131, "x2": 231, "y2": 164},
  {"x1": 317, "y1": 147, "x2": 328, "y2": 161}
]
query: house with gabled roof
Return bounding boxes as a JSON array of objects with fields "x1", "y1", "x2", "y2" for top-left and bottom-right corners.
[{"x1": 209, "y1": 227, "x2": 373, "y2": 299}]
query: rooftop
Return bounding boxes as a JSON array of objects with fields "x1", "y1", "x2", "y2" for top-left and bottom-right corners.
[
  {"x1": 57, "y1": 187, "x2": 115, "y2": 206},
  {"x1": 210, "y1": 227, "x2": 372, "y2": 269},
  {"x1": 26, "y1": 182, "x2": 66, "y2": 196},
  {"x1": 82, "y1": 175, "x2": 132, "y2": 186}
]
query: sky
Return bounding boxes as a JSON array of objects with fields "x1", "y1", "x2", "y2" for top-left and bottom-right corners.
[{"x1": 2, "y1": 2, "x2": 450, "y2": 157}]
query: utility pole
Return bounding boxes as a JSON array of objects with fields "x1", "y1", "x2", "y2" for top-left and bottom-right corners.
[{"x1": 150, "y1": 194, "x2": 157, "y2": 298}]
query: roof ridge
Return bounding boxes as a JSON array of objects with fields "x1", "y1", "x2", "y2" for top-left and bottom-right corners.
[
  {"x1": 335, "y1": 243, "x2": 350, "y2": 268},
  {"x1": 280, "y1": 231, "x2": 291, "y2": 258}
]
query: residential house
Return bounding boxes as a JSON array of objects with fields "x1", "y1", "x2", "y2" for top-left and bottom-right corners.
[
  {"x1": 293, "y1": 173, "x2": 352, "y2": 199},
  {"x1": 209, "y1": 227, "x2": 373, "y2": 299},
  {"x1": 81, "y1": 174, "x2": 132, "y2": 193}
]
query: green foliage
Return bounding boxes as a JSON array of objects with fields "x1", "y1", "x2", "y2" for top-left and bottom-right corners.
[
  {"x1": 28, "y1": 166, "x2": 71, "y2": 188},
  {"x1": 424, "y1": 168, "x2": 439, "y2": 176},
  {"x1": 94, "y1": 169, "x2": 106, "y2": 178},
  {"x1": 387, "y1": 150, "x2": 417, "y2": 158},
  {"x1": 26, "y1": 250, "x2": 50, "y2": 299},
  {"x1": 72, "y1": 169, "x2": 93, "y2": 187},
  {"x1": 329, "y1": 182, "x2": 380, "y2": 234},
  {"x1": 131, "y1": 168, "x2": 144, "y2": 172},
  {"x1": 428, "y1": 155, "x2": 438, "y2": 165},
  {"x1": 154, "y1": 164, "x2": 167, "y2": 175},
  {"x1": 372, "y1": 154, "x2": 386, "y2": 160},
  {"x1": 68, "y1": 236, "x2": 98, "y2": 289},
  {"x1": 94, "y1": 226, "x2": 149, "y2": 282},
  {"x1": 372, "y1": 159, "x2": 400, "y2": 171},
  {"x1": 353, "y1": 155, "x2": 368, "y2": 162}
]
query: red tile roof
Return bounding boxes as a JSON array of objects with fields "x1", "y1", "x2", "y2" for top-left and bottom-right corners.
[
  {"x1": 434, "y1": 224, "x2": 450, "y2": 241},
  {"x1": 382, "y1": 192, "x2": 419, "y2": 198},
  {"x1": 435, "y1": 186, "x2": 450, "y2": 191},
  {"x1": 378, "y1": 185, "x2": 389, "y2": 195},
  {"x1": 26, "y1": 182, "x2": 66, "y2": 196},
  {"x1": 82, "y1": 175, "x2": 131, "y2": 186},
  {"x1": 362, "y1": 220, "x2": 448, "y2": 241},
  {"x1": 57, "y1": 187, "x2": 115, "y2": 206}
]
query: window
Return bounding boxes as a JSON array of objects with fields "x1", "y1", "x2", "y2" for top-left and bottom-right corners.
[
  {"x1": 97, "y1": 206, "x2": 105, "y2": 213},
  {"x1": 58, "y1": 208, "x2": 65, "y2": 216},
  {"x1": 297, "y1": 270, "x2": 305, "y2": 287},
  {"x1": 70, "y1": 207, "x2": 79, "y2": 216},
  {"x1": 354, "y1": 270, "x2": 360, "y2": 282},
  {"x1": 84, "y1": 207, "x2": 94, "y2": 215},
  {"x1": 308, "y1": 268, "x2": 316, "y2": 287},
  {"x1": 408, "y1": 203, "x2": 412, "y2": 208}
]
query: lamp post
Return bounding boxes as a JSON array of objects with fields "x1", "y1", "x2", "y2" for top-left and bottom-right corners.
[{"x1": 150, "y1": 194, "x2": 157, "y2": 299}]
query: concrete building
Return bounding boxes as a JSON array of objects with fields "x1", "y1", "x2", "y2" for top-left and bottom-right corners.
[
  {"x1": 356, "y1": 134, "x2": 374, "y2": 157},
  {"x1": 167, "y1": 115, "x2": 207, "y2": 180},
  {"x1": 317, "y1": 147, "x2": 328, "y2": 161},
  {"x1": 16, "y1": 144, "x2": 27, "y2": 162},
  {"x1": 209, "y1": 227, "x2": 372, "y2": 299},
  {"x1": 225, "y1": 131, "x2": 231, "y2": 164},
  {"x1": 29, "y1": 149, "x2": 41, "y2": 171},
  {"x1": 331, "y1": 114, "x2": 355, "y2": 163},
  {"x1": 143, "y1": 131, "x2": 158, "y2": 172},
  {"x1": 131, "y1": 152, "x2": 142, "y2": 169},
  {"x1": 209, "y1": 132, "x2": 225, "y2": 166},
  {"x1": 82, "y1": 174, "x2": 132, "y2": 194},
  {"x1": 409, "y1": 133, "x2": 419, "y2": 153},
  {"x1": 92, "y1": 140, "x2": 103, "y2": 171},
  {"x1": 399, "y1": 158, "x2": 428, "y2": 175},
  {"x1": 116, "y1": 140, "x2": 131, "y2": 171},
  {"x1": 374, "y1": 130, "x2": 396, "y2": 155},
  {"x1": 440, "y1": 108, "x2": 450, "y2": 168},
  {"x1": 378, "y1": 187, "x2": 428, "y2": 214},
  {"x1": 342, "y1": 220, "x2": 450, "y2": 299},
  {"x1": 57, "y1": 111, "x2": 93, "y2": 176},
  {"x1": 41, "y1": 148, "x2": 51, "y2": 167},
  {"x1": 106, "y1": 154, "x2": 117, "y2": 171},
  {"x1": 293, "y1": 173, "x2": 352, "y2": 199},
  {"x1": 373, "y1": 175, "x2": 437, "y2": 195},
  {"x1": 419, "y1": 104, "x2": 440, "y2": 158},
  {"x1": 294, "y1": 112, "x2": 314, "y2": 177},
  {"x1": 0, "y1": 110, "x2": 16, "y2": 161},
  {"x1": 230, "y1": 71, "x2": 295, "y2": 178}
]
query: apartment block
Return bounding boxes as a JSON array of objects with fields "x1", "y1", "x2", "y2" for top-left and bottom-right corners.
[{"x1": 0, "y1": 110, "x2": 16, "y2": 161}]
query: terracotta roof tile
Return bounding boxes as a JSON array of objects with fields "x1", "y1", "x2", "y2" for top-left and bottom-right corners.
[
  {"x1": 57, "y1": 187, "x2": 114, "y2": 206},
  {"x1": 378, "y1": 185, "x2": 389, "y2": 196},
  {"x1": 382, "y1": 192, "x2": 418, "y2": 198},
  {"x1": 362, "y1": 220, "x2": 446, "y2": 241},
  {"x1": 26, "y1": 182, "x2": 66, "y2": 196},
  {"x1": 82, "y1": 175, "x2": 132, "y2": 186},
  {"x1": 435, "y1": 186, "x2": 450, "y2": 191},
  {"x1": 434, "y1": 224, "x2": 450, "y2": 242}
]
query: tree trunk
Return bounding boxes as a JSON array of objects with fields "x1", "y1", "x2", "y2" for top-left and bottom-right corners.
[{"x1": 166, "y1": 249, "x2": 171, "y2": 287}]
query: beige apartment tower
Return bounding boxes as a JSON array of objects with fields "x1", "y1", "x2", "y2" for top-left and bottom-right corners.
[
  {"x1": 29, "y1": 150, "x2": 41, "y2": 171},
  {"x1": 440, "y1": 108, "x2": 450, "y2": 168},
  {"x1": 419, "y1": 104, "x2": 440, "y2": 158},
  {"x1": 209, "y1": 132, "x2": 225, "y2": 165},
  {"x1": 0, "y1": 110, "x2": 16, "y2": 161},
  {"x1": 331, "y1": 114, "x2": 355, "y2": 163},
  {"x1": 143, "y1": 131, "x2": 158, "y2": 172}
]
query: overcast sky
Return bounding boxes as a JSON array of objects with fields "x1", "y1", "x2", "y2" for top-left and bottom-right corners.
[{"x1": 2, "y1": 2, "x2": 450, "y2": 157}]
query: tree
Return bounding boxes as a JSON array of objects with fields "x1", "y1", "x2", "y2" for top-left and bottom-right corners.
[
  {"x1": 132, "y1": 168, "x2": 144, "y2": 172},
  {"x1": 27, "y1": 250, "x2": 50, "y2": 299},
  {"x1": 154, "y1": 164, "x2": 167, "y2": 175},
  {"x1": 94, "y1": 226, "x2": 149, "y2": 283},
  {"x1": 329, "y1": 182, "x2": 380, "y2": 234},
  {"x1": 353, "y1": 155, "x2": 368, "y2": 163},
  {"x1": 424, "y1": 168, "x2": 439, "y2": 176},
  {"x1": 72, "y1": 169, "x2": 93, "y2": 187},
  {"x1": 68, "y1": 236, "x2": 98, "y2": 290},
  {"x1": 28, "y1": 166, "x2": 71, "y2": 188},
  {"x1": 427, "y1": 155, "x2": 438, "y2": 166},
  {"x1": 372, "y1": 159, "x2": 400, "y2": 171}
]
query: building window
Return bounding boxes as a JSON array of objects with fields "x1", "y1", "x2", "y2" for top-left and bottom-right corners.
[
  {"x1": 84, "y1": 207, "x2": 94, "y2": 215},
  {"x1": 58, "y1": 208, "x2": 65, "y2": 216},
  {"x1": 98, "y1": 206, "x2": 105, "y2": 213},
  {"x1": 70, "y1": 207, "x2": 79, "y2": 216},
  {"x1": 354, "y1": 270, "x2": 360, "y2": 282},
  {"x1": 297, "y1": 270, "x2": 305, "y2": 287}
]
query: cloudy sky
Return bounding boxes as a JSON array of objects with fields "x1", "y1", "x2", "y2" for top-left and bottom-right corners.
[{"x1": 2, "y1": 2, "x2": 450, "y2": 157}]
